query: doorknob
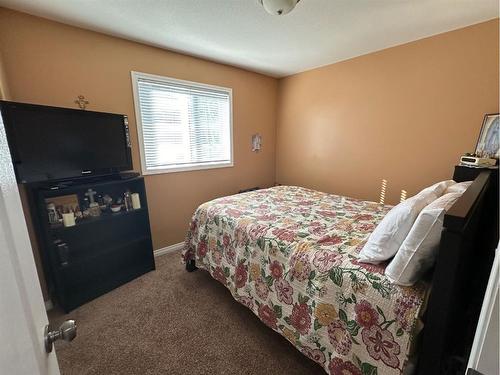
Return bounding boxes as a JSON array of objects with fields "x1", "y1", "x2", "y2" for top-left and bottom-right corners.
[{"x1": 44, "y1": 320, "x2": 77, "y2": 353}]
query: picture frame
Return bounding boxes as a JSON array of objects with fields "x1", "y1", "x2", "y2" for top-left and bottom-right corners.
[
  {"x1": 475, "y1": 113, "x2": 499, "y2": 158},
  {"x1": 251, "y1": 133, "x2": 262, "y2": 152},
  {"x1": 45, "y1": 194, "x2": 79, "y2": 213}
]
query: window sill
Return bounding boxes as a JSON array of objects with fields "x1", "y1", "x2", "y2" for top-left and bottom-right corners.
[{"x1": 142, "y1": 161, "x2": 234, "y2": 175}]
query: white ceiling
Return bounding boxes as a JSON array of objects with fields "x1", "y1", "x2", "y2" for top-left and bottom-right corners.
[{"x1": 0, "y1": 0, "x2": 498, "y2": 77}]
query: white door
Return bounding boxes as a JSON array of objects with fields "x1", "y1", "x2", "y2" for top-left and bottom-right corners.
[
  {"x1": 0, "y1": 113, "x2": 60, "y2": 374},
  {"x1": 467, "y1": 244, "x2": 499, "y2": 375}
]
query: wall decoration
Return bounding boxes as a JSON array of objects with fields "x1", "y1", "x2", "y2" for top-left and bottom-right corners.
[
  {"x1": 251, "y1": 133, "x2": 262, "y2": 152},
  {"x1": 74, "y1": 95, "x2": 89, "y2": 110},
  {"x1": 475, "y1": 113, "x2": 499, "y2": 158}
]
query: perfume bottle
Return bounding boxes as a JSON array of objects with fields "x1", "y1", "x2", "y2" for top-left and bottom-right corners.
[
  {"x1": 46, "y1": 203, "x2": 58, "y2": 225},
  {"x1": 124, "y1": 190, "x2": 132, "y2": 211}
]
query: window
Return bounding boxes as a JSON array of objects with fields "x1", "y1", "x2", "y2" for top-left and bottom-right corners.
[{"x1": 131, "y1": 71, "x2": 233, "y2": 174}]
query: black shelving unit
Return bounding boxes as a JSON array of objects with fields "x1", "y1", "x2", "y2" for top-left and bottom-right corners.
[{"x1": 27, "y1": 175, "x2": 155, "y2": 312}]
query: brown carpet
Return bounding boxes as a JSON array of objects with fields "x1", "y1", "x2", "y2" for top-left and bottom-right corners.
[{"x1": 49, "y1": 251, "x2": 324, "y2": 375}]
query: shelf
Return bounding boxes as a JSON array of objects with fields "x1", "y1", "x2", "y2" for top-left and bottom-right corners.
[
  {"x1": 30, "y1": 175, "x2": 154, "y2": 313},
  {"x1": 35, "y1": 175, "x2": 143, "y2": 198},
  {"x1": 48, "y1": 208, "x2": 146, "y2": 232}
]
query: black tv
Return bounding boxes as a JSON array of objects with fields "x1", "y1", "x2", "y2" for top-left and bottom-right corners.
[{"x1": 0, "y1": 101, "x2": 133, "y2": 183}]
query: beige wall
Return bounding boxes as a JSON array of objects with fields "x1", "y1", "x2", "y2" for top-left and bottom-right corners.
[
  {"x1": 1, "y1": 7, "x2": 498, "y2": 302},
  {"x1": 0, "y1": 8, "x2": 278, "y2": 252},
  {"x1": 276, "y1": 19, "x2": 499, "y2": 204}
]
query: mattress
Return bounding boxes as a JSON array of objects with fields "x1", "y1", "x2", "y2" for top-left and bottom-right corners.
[{"x1": 183, "y1": 186, "x2": 428, "y2": 375}]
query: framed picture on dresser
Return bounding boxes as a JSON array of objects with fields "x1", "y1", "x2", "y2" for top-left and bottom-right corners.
[{"x1": 475, "y1": 113, "x2": 499, "y2": 158}]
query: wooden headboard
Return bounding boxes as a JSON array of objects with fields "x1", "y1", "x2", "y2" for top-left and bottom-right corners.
[{"x1": 417, "y1": 170, "x2": 494, "y2": 375}]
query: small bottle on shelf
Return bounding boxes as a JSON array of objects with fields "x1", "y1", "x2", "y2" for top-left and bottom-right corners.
[{"x1": 124, "y1": 190, "x2": 132, "y2": 211}]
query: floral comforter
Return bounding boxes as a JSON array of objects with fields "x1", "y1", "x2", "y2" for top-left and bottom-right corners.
[{"x1": 182, "y1": 186, "x2": 427, "y2": 375}]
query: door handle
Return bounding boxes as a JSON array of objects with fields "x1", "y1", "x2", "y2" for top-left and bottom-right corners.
[{"x1": 44, "y1": 319, "x2": 77, "y2": 353}]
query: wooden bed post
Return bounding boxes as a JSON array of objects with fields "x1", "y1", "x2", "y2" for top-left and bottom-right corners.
[{"x1": 417, "y1": 171, "x2": 492, "y2": 375}]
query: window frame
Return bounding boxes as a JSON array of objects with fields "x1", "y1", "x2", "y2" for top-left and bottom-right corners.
[{"x1": 131, "y1": 71, "x2": 234, "y2": 175}]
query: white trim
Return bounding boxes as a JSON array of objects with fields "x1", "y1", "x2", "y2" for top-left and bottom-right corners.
[
  {"x1": 44, "y1": 299, "x2": 54, "y2": 311},
  {"x1": 467, "y1": 244, "x2": 499, "y2": 371},
  {"x1": 130, "y1": 71, "x2": 234, "y2": 176},
  {"x1": 143, "y1": 161, "x2": 234, "y2": 175},
  {"x1": 131, "y1": 70, "x2": 152, "y2": 176},
  {"x1": 154, "y1": 242, "x2": 184, "y2": 258}
]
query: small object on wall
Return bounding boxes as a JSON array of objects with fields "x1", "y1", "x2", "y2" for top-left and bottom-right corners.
[
  {"x1": 131, "y1": 193, "x2": 141, "y2": 209},
  {"x1": 400, "y1": 190, "x2": 407, "y2": 203},
  {"x1": 475, "y1": 113, "x2": 499, "y2": 159},
  {"x1": 74, "y1": 95, "x2": 89, "y2": 110},
  {"x1": 379, "y1": 179, "x2": 388, "y2": 205},
  {"x1": 62, "y1": 212, "x2": 76, "y2": 227},
  {"x1": 251, "y1": 134, "x2": 262, "y2": 152}
]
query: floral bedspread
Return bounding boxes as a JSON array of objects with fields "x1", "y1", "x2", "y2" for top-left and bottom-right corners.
[{"x1": 182, "y1": 186, "x2": 427, "y2": 375}]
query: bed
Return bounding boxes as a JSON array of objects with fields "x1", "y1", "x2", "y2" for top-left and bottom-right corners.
[{"x1": 182, "y1": 171, "x2": 492, "y2": 375}]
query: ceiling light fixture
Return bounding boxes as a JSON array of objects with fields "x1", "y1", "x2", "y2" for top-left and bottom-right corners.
[{"x1": 259, "y1": 0, "x2": 301, "y2": 16}]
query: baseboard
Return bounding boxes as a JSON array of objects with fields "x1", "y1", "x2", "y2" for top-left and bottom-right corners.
[
  {"x1": 45, "y1": 299, "x2": 54, "y2": 311},
  {"x1": 154, "y1": 242, "x2": 184, "y2": 257}
]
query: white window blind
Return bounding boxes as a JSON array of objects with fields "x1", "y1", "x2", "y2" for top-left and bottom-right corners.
[{"x1": 132, "y1": 72, "x2": 233, "y2": 174}]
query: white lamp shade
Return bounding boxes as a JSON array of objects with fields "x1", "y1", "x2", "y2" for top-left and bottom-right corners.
[{"x1": 260, "y1": 0, "x2": 300, "y2": 16}]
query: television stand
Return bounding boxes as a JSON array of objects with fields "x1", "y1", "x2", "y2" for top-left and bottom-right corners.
[
  {"x1": 117, "y1": 171, "x2": 140, "y2": 180},
  {"x1": 26, "y1": 175, "x2": 155, "y2": 312}
]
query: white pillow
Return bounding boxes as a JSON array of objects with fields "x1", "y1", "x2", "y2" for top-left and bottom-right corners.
[
  {"x1": 445, "y1": 181, "x2": 472, "y2": 194},
  {"x1": 358, "y1": 180, "x2": 455, "y2": 264},
  {"x1": 358, "y1": 189, "x2": 439, "y2": 264},
  {"x1": 385, "y1": 192, "x2": 462, "y2": 286},
  {"x1": 419, "y1": 180, "x2": 456, "y2": 196}
]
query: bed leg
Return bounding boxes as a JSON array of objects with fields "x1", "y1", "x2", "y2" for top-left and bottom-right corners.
[{"x1": 186, "y1": 259, "x2": 198, "y2": 272}]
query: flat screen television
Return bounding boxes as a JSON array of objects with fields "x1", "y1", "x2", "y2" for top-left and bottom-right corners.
[{"x1": 0, "y1": 101, "x2": 133, "y2": 183}]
